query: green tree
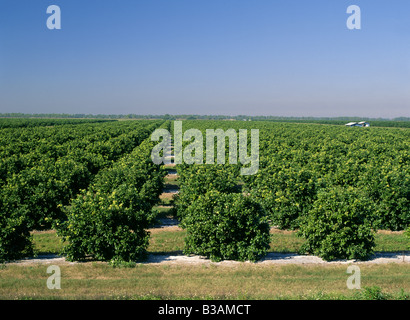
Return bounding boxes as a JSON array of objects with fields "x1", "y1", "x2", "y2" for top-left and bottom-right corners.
[
  {"x1": 57, "y1": 186, "x2": 151, "y2": 262},
  {"x1": 0, "y1": 191, "x2": 33, "y2": 262},
  {"x1": 174, "y1": 164, "x2": 239, "y2": 221},
  {"x1": 56, "y1": 139, "x2": 166, "y2": 262},
  {"x1": 298, "y1": 186, "x2": 376, "y2": 261},
  {"x1": 181, "y1": 190, "x2": 271, "y2": 262}
]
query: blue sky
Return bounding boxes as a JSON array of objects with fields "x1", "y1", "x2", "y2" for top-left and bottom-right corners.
[{"x1": 0, "y1": 0, "x2": 409, "y2": 117}]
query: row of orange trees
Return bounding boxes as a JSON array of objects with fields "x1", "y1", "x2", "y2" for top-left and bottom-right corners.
[
  {"x1": 0, "y1": 119, "x2": 164, "y2": 262},
  {"x1": 174, "y1": 121, "x2": 409, "y2": 261},
  {"x1": 1, "y1": 119, "x2": 408, "y2": 263},
  {"x1": 56, "y1": 136, "x2": 168, "y2": 262},
  {"x1": 245, "y1": 122, "x2": 409, "y2": 231},
  {"x1": 173, "y1": 120, "x2": 270, "y2": 262}
]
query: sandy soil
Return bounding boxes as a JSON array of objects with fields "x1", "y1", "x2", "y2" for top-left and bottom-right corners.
[
  {"x1": 147, "y1": 252, "x2": 410, "y2": 266},
  {"x1": 8, "y1": 250, "x2": 409, "y2": 267}
]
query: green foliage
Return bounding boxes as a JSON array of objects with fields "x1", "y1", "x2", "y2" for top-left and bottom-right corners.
[
  {"x1": 57, "y1": 188, "x2": 151, "y2": 262},
  {"x1": 174, "y1": 164, "x2": 239, "y2": 220},
  {"x1": 298, "y1": 187, "x2": 376, "y2": 261},
  {"x1": 249, "y1": 166, "x2": 319, "y2": 229},
  {"x1": 358, "y1": 286, "x2": 389, "y2": 300},
  {"x1": 0, "y1": 118, "x2": 111, "y2": 129},
  {"x1": 175, "y1": 120, "x2": 408, "y2": 263},
  {"x1": 181, "y1": 190, "x2": 271, "y2": 262},
  {"x1": 3, "y1": 158, "x2": 91, "y2": 230},
  {"x1": 0, "y1": 199, "x2": 33, "y2": 263},
  {"x1": 1, "y1": 118, "x2": 408, "y2": 264},
  {"x1": 108, "y1": 259, "x2": 137, "y2": 268},
  {"x1": 244, "y1": 122, "x2": 409, "y2": 233},
  {"x1": 56, "y1": 139, "x2": 166, "y2": 262},
  {"x1": 361, "y1": 165, "x2": 409, "y2": 231},
  {"x1": 0, "y1": 120, "x2": 162, "y2": 230}
]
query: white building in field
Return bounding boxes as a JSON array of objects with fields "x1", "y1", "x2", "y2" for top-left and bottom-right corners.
[
  {"x1": 345, "y1": 121, "x2": 370, "y2": 127},
  {"x1": 358, "y1": 121, "x2": 370, "y2": 127}
]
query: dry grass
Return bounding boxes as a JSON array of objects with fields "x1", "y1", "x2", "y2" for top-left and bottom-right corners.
[
  {"x1": 148, "y1": 226, "x2": 182, "y2": 234},
  {"x1": 0, "y1": 262, "x2": 408, "y2": 300},
  {"x1": 2, "y1": 228, "x2": 408, "y2": 300},
  {"x1": 159, "y1": 193, "x2": 175, "y2": 200}
]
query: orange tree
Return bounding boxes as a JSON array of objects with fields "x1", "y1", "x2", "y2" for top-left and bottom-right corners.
[
  {"x1": 298, "y1": 186, "x2": 376, "y2": 261},
  {"x1": 56, "y1": 136, "x2": 167, "y2": 262},
  {"x1": 181, "y1": 190, "x2": 271, "y2": 262}
]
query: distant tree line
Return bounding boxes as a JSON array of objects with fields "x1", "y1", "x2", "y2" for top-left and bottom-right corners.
[
  {"x1": 0, "y1": 113, "x2": 408, "y2": 128},
  {"x1": 1, "y1": 112, "x2": 409, "y2": 121}
]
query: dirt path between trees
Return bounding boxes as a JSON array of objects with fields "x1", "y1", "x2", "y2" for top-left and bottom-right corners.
[{"x1": 7, "y1": 251, "x2": 409, "y2": 266}]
